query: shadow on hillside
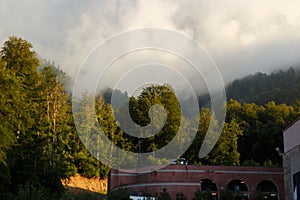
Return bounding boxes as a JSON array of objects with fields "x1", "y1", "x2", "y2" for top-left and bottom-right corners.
[{"x1": 64, "y1": 186, "x2": 106, "y2": 200}]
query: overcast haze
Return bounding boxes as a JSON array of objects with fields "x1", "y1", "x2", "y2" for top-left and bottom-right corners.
[{"x1": 1, "y1": 0, "x2": 300, "y2": 90}]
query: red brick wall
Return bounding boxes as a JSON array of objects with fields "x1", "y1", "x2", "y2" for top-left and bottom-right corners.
[{"x1": 109, "y1": 165, "x2": 284, "y2": 200}]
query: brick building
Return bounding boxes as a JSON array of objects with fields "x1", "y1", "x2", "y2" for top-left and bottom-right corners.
[{"x1": 109, "y1": 165, "x2": 284, "y2": 199}]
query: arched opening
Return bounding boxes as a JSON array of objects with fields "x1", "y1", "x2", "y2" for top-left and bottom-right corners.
[
  {"x1": 200, "y1": 179, "x2": 218, "y2": 200},
  {"x1": 228, "y1": 179, "x2": 248, "y2": 192},
  {"x1": 227, "y1": 179, "x2": 249, "y2": 199},
  {"x1": 256, "y1": 180, "x2": 278, "y2": 200},
  {"x1": 200, "y1": 179, "x2": 218, "y2": 191}
]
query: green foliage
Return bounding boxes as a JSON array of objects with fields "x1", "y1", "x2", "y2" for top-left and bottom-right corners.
[
  {"x1": 219, "y1": 188, "x2": 234, "y2": 200},
  {"x1": 242, "y1": 159, "x2": 260, "y2": 166},
  {"x1": 0, "y1": 37, "x2": 96, "y2": 197},
  {"x1": 1, "y1": 36, "x2": 40, "y2": 79},
  {"x1": 207, "y1": 119, "x2": 242, "y2": 165},
  {"x1": 262, "y1": 160, "x2": 280, "y2": 167},
  {"x1": 2, "y1": 35, "x2": 300, "y2": 199},
  {"x1": 250, "y1": 102, "x2": 294, "y2": 164},
  {"x1": 176, "y1": 191, "x2": 187, "y2": 200},
  {"x1": 185, "y1": 108, "x2": 242, "y2": 165},
  {"x1": 226, "y1": 99, "x2": 295, "y2": 166},
  {"x1": 183, "y1": 108, "x2": 212, "y2": 163},
  {"x1": 74, "y1": 147, "x2": 109, "y2": 178},
  {"x1": 0, "y1": 57, "x2": 15, "y2": 194},
  {"x1": 1, "y1": 36, "x2": 46, "y2": 192},
  {"x1": 62, "y1": 192, "x2": 105, "y2": 200},
  {"x1": 127, "y1": 84, "x2": 181, "y2": 153},
  {"x1": 107, "y1": 188, "x2": 130, "y2": 200},
  {"x1": 38, "y1": 66, "x2": 78, "y2": 184},
  {"x1": 219, "y1": 188, "x2": 248, "y2": 200},
  {"x1": 156, "y1": 188, "x2": 171, "y2": 200},
  {"x1": 0, "y1": 162, "x2": 11, "y2": 195},
  {"x1": 252, "y1": 192, "x2": 266, "y2": 200},
  {"x1": 72, "y1": 93, "x2": 113, "y2": 178},
  {"x1": 101, "y1": 88, "x2": 129, "y2": 107},
  {"x1": 96, "y1": 94, "x2": 131, "y2": 154},
  {"x1": 226, "y1": 68, "x2": 300, "y2": 105},
  {"x1": 0, "y1": 57, "x2": 16, "y2": 166},
  {"x1": 14, "y1": 181, "x2": 50, "y2": 200},
  {"x1": 192, "y1": 189, "x2": 214, "y2": 200}
]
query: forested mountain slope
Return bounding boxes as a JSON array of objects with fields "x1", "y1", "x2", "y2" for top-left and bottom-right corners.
[{"x1": 226, "y1": 68, "x2": 300, "y2": 105}]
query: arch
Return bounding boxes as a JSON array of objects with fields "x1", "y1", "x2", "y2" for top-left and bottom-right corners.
[
  {"x1": 200, "y1": 179, "x2": 218, "y2": 192},
  {"x1": 256, "y1": 180, "x2": 278, "y2": 193},
  {"x1": 199, "y1": 179, "x2": 218, "y2": 200},
  {"x1": 256, "y1": 180, "x2": 278, "y2": 200},
  {"x1": 227, "y1": 179, "x2": 248, "y2": 192}
]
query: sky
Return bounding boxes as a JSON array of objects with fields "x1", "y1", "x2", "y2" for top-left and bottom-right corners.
[{"x1": 1, "y1": 0, "x2": 300, "y2": 94}]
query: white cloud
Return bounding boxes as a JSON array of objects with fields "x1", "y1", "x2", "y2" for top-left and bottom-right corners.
[{"x1": 1, "y1": 0, "x2": 300, "y2": 87}]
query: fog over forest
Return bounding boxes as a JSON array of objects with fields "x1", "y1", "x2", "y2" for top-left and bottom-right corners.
[{"x1": 1, "y1": 0, "x2": 300, "y2": 94}]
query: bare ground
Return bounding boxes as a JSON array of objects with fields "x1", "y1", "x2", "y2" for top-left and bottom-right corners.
[{"x1": 61, "y1": 174, "x2": 108, "y2": 195}]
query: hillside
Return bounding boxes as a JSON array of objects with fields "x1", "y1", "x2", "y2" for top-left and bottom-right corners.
[
  {"x1": 62, "y1": 175, "x2": 107, "y2": 194},
  {"x1": 226, "y1": 68, "x2": 300, "y2": 105}
]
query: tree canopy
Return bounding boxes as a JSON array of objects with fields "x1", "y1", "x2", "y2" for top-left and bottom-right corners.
[{"x1": 1, "y1": 36, "x2": 299, "y2": 198}]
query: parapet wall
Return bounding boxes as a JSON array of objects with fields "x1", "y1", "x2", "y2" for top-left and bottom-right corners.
[{"x1": 109, "y1": 165, "x2": 284, "y2": 200}]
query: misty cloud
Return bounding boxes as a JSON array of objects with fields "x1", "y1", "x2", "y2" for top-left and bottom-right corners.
[{"x1": 1, "y1": 0, "x2": 300, "y2": 90}]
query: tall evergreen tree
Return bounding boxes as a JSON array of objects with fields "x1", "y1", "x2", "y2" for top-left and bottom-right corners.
[
  {"x1": 0, "y1": 37, "x2": 76, "y2": 195},
  {"x1": 38, "y1": 66, "x2": 77, "y2": 192},
  {"x1": 0, "y1": 57, "x2": 17, "y2": 194},
  {"x1": 1, "y1": 36, "x2": 44, "y2": 192}
]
